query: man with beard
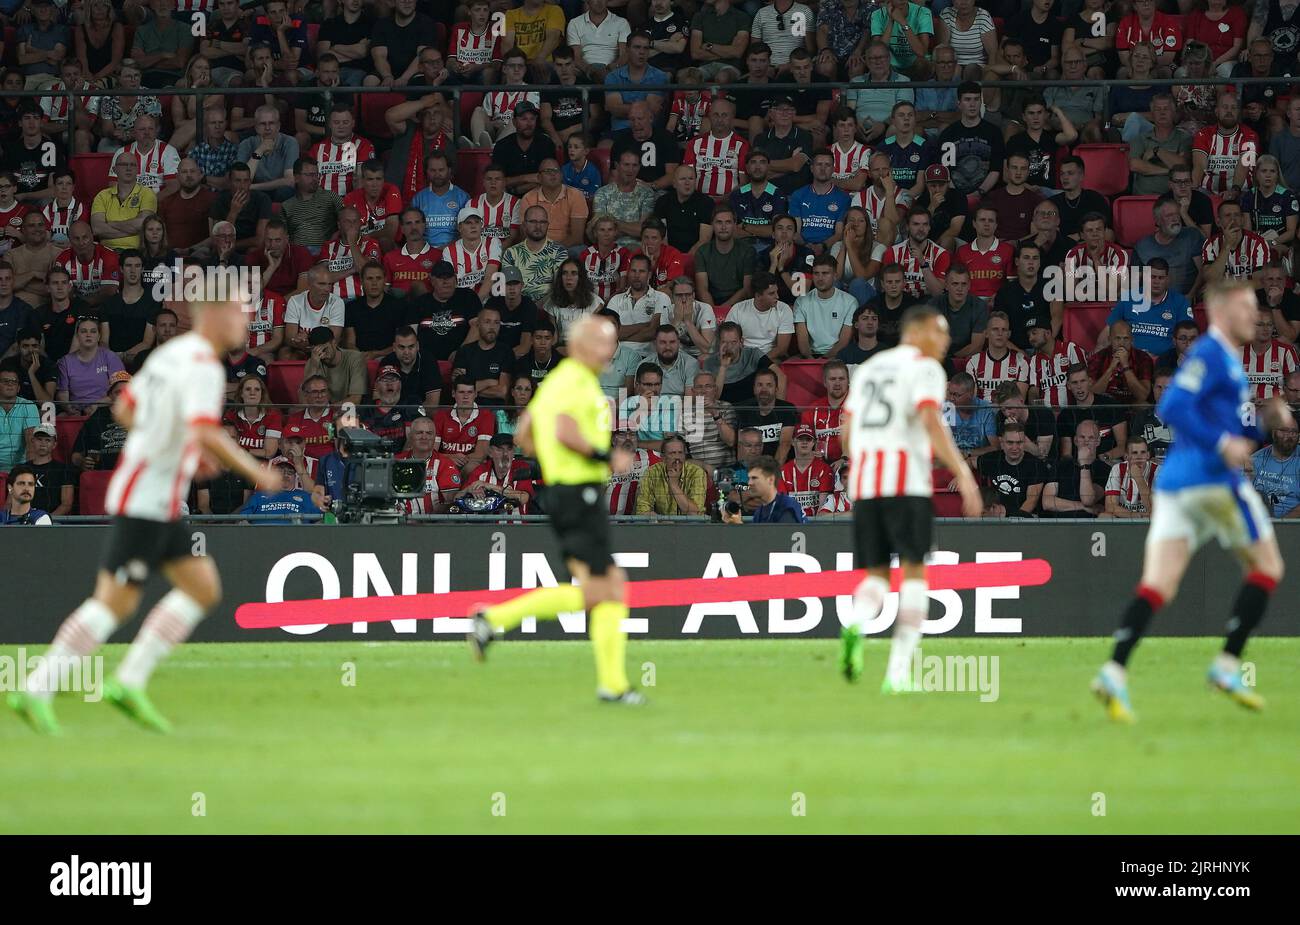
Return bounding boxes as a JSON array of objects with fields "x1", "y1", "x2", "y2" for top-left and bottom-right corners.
[
  {"x1": 378, "y1": 327, "x2": 443, "y2": 414},
  {"x1": 976, "y1": 422, "x2": 1046, "y2": 517},
  {"x1": 406, "y1": 262, "x2": 481, "y2": 361},
  {"x1": 1249, "y1": 422, "x2": 1300, "y2": 517},
  {"x1": 1135, "y1": 199, "x2": 1205, "y2": 296},
  {"x1": 609, "y1": 101, "x2": 681, "y2": 193},
  {"x1": 493, "y1": 102, "x2": 560, "y2": 198},
  {"x1": 359, "y1": 365, "x2": 423, "y2": 452},
  {"x1": 729, "y1": 150, "x2": 786, "y2": 257},
  {"x1": 694, "y1": 206, "x2": 754, "y2": 310},
  {"x1": 158, "y1": 159, "x2": 217, "y2": 255},
  {"x1": 733, "y1": 367, "x2": 796, "y2": 461},
  {"x1": 1192, "y1": 92, "x2": 1260, "y2": 197},
  {"x1": 452, "y1": 304, "x2": 514, "y2": 406},
  {"x1": 9, "y1": 212, "x2": 60, "y2": 309}
]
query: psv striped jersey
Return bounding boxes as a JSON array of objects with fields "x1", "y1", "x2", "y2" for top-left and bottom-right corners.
[
  {"x1": 684, "y1": 132, "x2": 749, "y2": 197},
  {"x1": 1193, "y1": 125, "x2": 1259, "y2": 194},
  {"x1": 851, "y1": 184, "x2": 908, "y2": 238},
  {"x1": 247, "y1": 292, "x2": 286, "y2": 350},
  {"x1": 483, "y1": 90, "x2": 541, "y2": 128},
  {"x1": 469, "y1": 192, "x2": 522, "y2": 241},
  {"x1": 1063, "y1": 241, "x2": 1131, "y2": 274},
  {"x1": 450, "y1": 23, "x2": 503, "y2": 66},
  {"x1": 1105, "y1": 460, "x2": 1159, "y2": 513},
  {"x1": 607, "y1": 447, "x2": 661, "y2": 514},
  {"x1": 883, "y1": 239, "x2": 951, "y2": 299},
  {"x1": 1028, "y1": 340, "x2": 1087, "y2": 408},
  {"x1": 780, "y1": 457, "x2": 834, "y2": 516},
  {"x1": 670, "y1": 92, "x2": 712, "y2": 140},
  {"x1": 40, "y1": 80, "x2": 100, "y2": 121},
  {"x1": 42, "y1": 198, "x2": 84, "y2": 243},
  {"x1": 580, "y1": 244, "x2": 631, "y2": 302},
  {"x1": 831, "y1": 141, "x2": 873, "y2": 182},
  {"x1": 1201, "y1": 230, "x2": 1271, "y2": 281},
  {"x1": 311, "y1": 136, "x2": 376, "y2": 196},
  {"x1": 343, "y1": 184, "x2": 402, "y2": 238},
  {"x1": 844, "y1": 343, "x2": 948, "y2": 501},
  {"x1": 322, "y1": 235, "x2": 383, "y2": 300},
  {"x1": 441, "y1": 236, "x2": 502, "y2": 290},
  {"x1": 56, "y1": 244, "x2": 121, "y2": 297},
  {"x1": 110, "y1": 141, "x2": 180, "y2": 195},
  {"x1": 965, "y1": 348, "x2": 1030, "y2": 403},
  {"x1": 1241, "y1": 339, "x2": 1299, "y2": 399},
  {"x1": 106, "y1": 332, "x2": 225, "y2": 522},
  {"x1": 800, "y1": 399, "x2": 847, "y2": 462}
]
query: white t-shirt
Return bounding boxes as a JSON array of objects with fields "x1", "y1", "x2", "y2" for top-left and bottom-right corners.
[
  {"x1": 726, "y1": 299, "x2": 796, "y2": 353},
  {"x1": 566, "y1": 11, "x2": 632, "y2": 66},
  {"x1": 606, "y1": 288, "x2": 672, "y2": 338},
  {"x1": 285, "y1": 291, "x2": 346, "y2": 330}
]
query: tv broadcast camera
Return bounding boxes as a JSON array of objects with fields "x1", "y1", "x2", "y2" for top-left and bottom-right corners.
[{"x1": 332, "y1": 428, "x2": 426, "y2": 524}]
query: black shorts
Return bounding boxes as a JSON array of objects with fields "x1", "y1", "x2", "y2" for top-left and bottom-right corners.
[
  {"x1": 101, "y1": 516, "x2": 196, "y2": 585},
  {"x1": 853, "y1": 497, "x2": 933, "y2": 569},
  {"x1": 542, "y1": 483, "x2": 613, "y2": 577}
]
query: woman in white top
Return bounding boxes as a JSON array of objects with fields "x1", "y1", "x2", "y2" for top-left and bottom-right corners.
[
  {"x1": 937, "y1": 0, "x2": 998, "y2": 80},
  {"x1": 543, "y1": 258, "x2": 605, "y2": 346},
  {"x1": 830, "y1": 206, "x2": 885, "y2": 306}
]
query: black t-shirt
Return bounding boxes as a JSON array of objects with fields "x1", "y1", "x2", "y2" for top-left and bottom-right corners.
[
  {"x1": 1259, "y1": 287, "x2": 1300, "y2": 326},
  {"x1": 101, "y1": 292, "x2": 160, "y2": 353},
  {"x1": 1050, "y1": 188, "x2": 1113, "y2": 238},
  {"x1": 18, "y1": 354, "x2": 58, "y2": 403},
  {"x1": 610, "y1": 129, "x2": 681, "y2": 186},
  {"x1": 4, "y1": 137, "x2": 65, "y2": 196},
  {"x1": 1046, "y1": 456, "x2": 1110, "y2": 514},
  {"x1": 299, "y1": 87, "x2": 354, "y2": 132},
  {"x1": 405, "y1": 288, "x2": 482, "y2": 360},
  {"x1": 319, "y1": 13, "x2": 376, "y2": 72},
  {"x1": 513, "y1": 350, "x2": 561, "y2": 383},
  {"x1": 753, "y1": 127, "x2": 815, "y2": 196},
  {"x1": 492, "y1": 133, "x2": 559, "y2": 189},
  {"x1": 483, "y1": 295, "x2": 539, "y2": 354},
  {"x1": 71, "y1": 405, "x2": 128, "y2": 469},
  {"x1": 345, "y1": 294, "x2": 404, "y2": 352},
  {"x1": 937, "y1": 119, "x2": 1006, "y2": 195},
  {"x1": 0, "y1": 299, "x2": 34, "y2": 357},
  {"x1": 836, "y1": 341, "x2": 887, "y2": 365},
  {"x1": 977, "y1": 452, "x2": 1047, "y2": 515},
  {"x1": 789, "y1": 76, "x2": 834, "y2": 120},
  {"x1": 25, "y1": 459, "x2": 74, "y2": 514},
  {"x1": 210, "y1": 189, "x2": 274, "y2": 242},
  {"x1": 1020, "y1": 232, "x2": 1072, "y2": 270},
  {"x1": 38, "y1": 302, "x2": 92, "y2": 362},
  {"x1": 1004, "y1": 128, "x2": 1061, "y2": 188},
  {"x1": 996, "y1": 406, "x2": 1056, "y2": 453},
  {"x1": 653, "y1": 191, "x2": 715, "y2": 252},
  {"x1": 456, "y1": 340, "x2": 515, "y2": 394},
  {"x1": 731, "y1": 76, "x2": 776, "y2": 124},
  {"x1": 733, "y1": 398, "x2": 799, "y2": 457},
  {"x1": 359, "y1": 402, "x2": 423, "y2": 452},
  {"x1": 646, "y1": 11, "x2": 691, "y2": 75},
  {"x1": 1057, "y1": 395, "x2": 1127, "y2": 456},
  {"x1": 201, "y1": 471, "x2": 252, "y2": 515},
  {"x1": 541, "y1": 82, "x2": 585, "y2": 133},
  {"x1": 207, "y1": 16, "x2": 252, "y2": 71},
  {"x1": 1007, "y1": 11, "x2": 1064, "y2": 69},
  {"x1": 916, "y1": 187, "x2": 969, "y2": 242},
  {"x1": 372, "y1": 13, "x2": 438, "y2": 77},
  {"x1": 865, "y1": 294, "x2": 919, "y2": 346},
  {"x1": 379, "y1": 350, "x2": 444, "y2": 408},
  {"x1": 225, "y1": 351, "x2": 269, "y2": 386},
  {"x1": 992, "y1": 278, "x2": 1051, "y2": 351}
]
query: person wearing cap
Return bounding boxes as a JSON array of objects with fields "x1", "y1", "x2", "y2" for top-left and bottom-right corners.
[
  {"x1": 0, "y1": 360, "x2": 39, "y2": 471},
  {"x1": 993, "y1": 240, "x2": 1063, "y2": 352},
  {"x1": 604, "y1": 30, "x2": 669, "y2": 134},
  {"x1": 56, "y1": 315, "x2": 126, "y2": 415},
  {"x1": 303, "y1": 326, "x2": 368, "y2": 406},
  {"x1": 410, "y1": 151, "x2": 469, "y2": 249},
  {"x1": 492, "y1": 101, "x2": 559, "y2": 198},
  {"x1": 236, "y1": 458, "x2": 323, "y2": 525},
  {"x1": 68, "y1": 369, "x2": 132, "y2": 472},
  {"x1": 468, "y1": 50, "x2": 542, "y2": 147},
  {"x1": 455, "y1": 431, "x2": 536, "y2": 512},
  {"x1": 359, "y1": 364, "x2": 423, "y2": 453},
  {"x1": 521, "y1": 159, "x2": 590, "y2": 251},
  {"x1": 780, "y1": 423, "x2": 833, "y2": 517},
  {"x1": 913, "y1": 162, "x2": 968, "y2": 253},
  {"x1": 0, "y1": 465, "x2": 52, "y2": 525},
  {"x1": 19, "y1": 423, "x2": 74, "y2": 517},
  {"x1": 440, "y1": 206, "x2": 502, "y2": 303},
  {"x1": 405, "y1": 262, "x2": 481, "y2": 361},
  {"x1": 274, "y1": 426, "x2": 320, "y2": 488}
]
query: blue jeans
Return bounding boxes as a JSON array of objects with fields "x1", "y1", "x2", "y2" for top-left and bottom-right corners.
[
  {"x1": 339, "y1": 68, "x2": 370, "y2": 87},
  {"x1": 847, "y1": 277, "x2": 875, "y2": 306}
]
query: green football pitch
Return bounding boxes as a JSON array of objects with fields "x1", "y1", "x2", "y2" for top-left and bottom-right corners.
[{"x1": 2, "y1": 638, "x2": 1297, "y2": 834}]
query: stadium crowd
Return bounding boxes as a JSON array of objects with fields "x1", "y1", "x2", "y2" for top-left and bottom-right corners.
[{"x1": 2, "y1": 0, "x2": 1300, "y2": 524}]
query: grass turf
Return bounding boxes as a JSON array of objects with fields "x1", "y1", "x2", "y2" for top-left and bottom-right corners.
[{"x1": 1, "y1": 637, "x2": 1297, "y2": 834}]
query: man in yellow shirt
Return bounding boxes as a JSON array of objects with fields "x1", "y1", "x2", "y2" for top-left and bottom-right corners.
[
  {"x1": 503, "y1": 0, "x2": 566, "y2": 81},
  {"x1": 467, "y1": 314, "x2": 647, "y2": 704},
  {"x1": 90, "y1": 157, "x2": 157, "y2": 251}
]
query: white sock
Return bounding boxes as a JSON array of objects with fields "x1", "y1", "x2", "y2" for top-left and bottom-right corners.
[
  {"x1": 27, "y1": 599, "x2": 119, "y2": 700},
  {"x1": 887, "y1": 579, "x2": 929, "y2": 684},
  {"x1": 115, "y1": 590, "x2": 206, "y2": 689},
  {"x1": 848, "y1": 574, "x2": 890, "y2": 633}
]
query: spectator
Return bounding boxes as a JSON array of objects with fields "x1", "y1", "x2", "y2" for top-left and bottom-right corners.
[
  {"x1": 836, "y1": 304, "x2": 886, "y2": 366},
  {"x1": 561, "y1": 134, "x2": 603, "y2": 201},
  {"x1": 514, "y1": 320, "x2": 560, "y2": 383},
  {"x1": 99, "y1": 251, "x2": 157, "y2": 366},
  {"x1": 1006, "y1": 98, "x2": 1076, "y2": 192},
  {"x1": 236, "y1": 106, "x2": 299, "y2": 203},
  {"x1": 238, "y1": 460, "x2": 323, "y2": 524},
  {"x1": 189, "y1": 111, "x2": 240, "y2": 194},
  {"x1": 975, "y1": 421, "x2": 1045, "y2": 517},
  {"x1": 938, "y1": 81, "x2": 1003, "y2": 197},
  {"x1": 800, "y1": 358, "x2": 849, "y2": 465},
  {"x1": 0, "y1": 362, "x2": 39, "y2": 471},
  {"x1": 1194, "y1": 199, "x2": 1270, "y2": 297},
  {"x1": 541, "y1": 257, "x2": 604, "y2": 347},
  {"x1": 520, "y1": 159, "x2": 589, "y2": 249},
  {"x1": 69, "y1": 369, "x2": 131, "y2": 472},
  {"x1": 654, "y1": 166, "x2": 715, "y2": 255},
  {"x1": 504, "y1": 206, "x2": 570, "y2": 303},
  {"x1": 993, "y1": 381, "x2": 1053, "y2": 461},
  {"x1": 494, "y1": 375, "x2": 536, "y2": 449},
  {"x1": 884, "y1": 208, "x2": 951, "y2": 301},
  {"x1": 224, "y1": 340, "x2": 269, "y2": 400},
  {"x1": 665, "y1": 275, "x2": 717, "y2": 357},
  {"x1": 344, "y1": 263, "x2": 402, "y2": 360},
  {"x1": 636, "y1": 433, "x2": 706, "y2": 515},
  {"x1": 1101, "y1": 436, "x2": 1157, "y2": 519},
  {"x1": 751, "y1": 97, "x2": 814, "y2": 198},
  {"x1": 396, "y1": 416, "x2": 465, "y2": 515},
  {"x1": 964, "y1": 311, "x2": 1028, "y2": 403},
  {"x1": 372, "y1": 0, "x2": 439, "y2": 87},
  {"x1": 57, "y1": 221, "x2": 121, "y2": 307},
  {"x1": 956, "y1": 207, "x2": 1016, "y2": 301},
  {"x1": 847, "y1": 43, "x2": 914, "y2": 144},
  {"x1": 284, "y1": 376, "x2": 338, "y2": 461},
  {"x1": 1089, "y1": 319, "x2": 1154, "y2": 406},
  {"x1": 382, "y1": 93, "x2": 455, "y2": 206},
  {"x1": 495, "y1": 102, "x2": 562, "y2": 200},
  {"x1": 733, "y1": 368, "x2": 795, "y2": 461},
  {"x1": 604, "y1": 253, "x2": 668, "y2": 345},
  {"x1": 282, "y1": 157, "x2": 343, "y2": 252},
  {"x1": 243, "y1": 289, "x2": 285, "y2": 366},
  {"x1": 1130, "y1": 94, "x2": 1191, "y2": 197},
  {"x1": 593, "y1": 309, "x2": 648, "y2": 398},
  {"x1": 605, "y1": 428, "x2": 660, "y2": 514},
  {"x1": 980, "y1": 154, "x2": 1042, "y2": 243},
  {"x1": 872, "y1": 263, "x2": 922, "y2": 347},
  {"x1": 1242, "y1": 309, "x2": 1299, "y2": 401},
  {"x1": 683, "y1": 96, "x2": 748, "y2": 200},
  {"x1": 780, "y1": 423, "x2": 832, "y2": 516},
  {"x1": 640, "y1": 218, "x2": 687, "y2": 293},
  {"x1": 10, "y1": 109, "x2": 62, "y2": 203},
  {"x1": 992, "y1": 242, "x2": 1060, "y2": 349},
  {"x1": 947, "y1": 370, "x2": 998, "y2": 463},
  {"x1": 595, "y1": 151, "x2": 658, "y2": 251},
  {"x1": 210, "y1": 163, "x2": 274, "y2": 256},
  {"x1": 10, "y1": 213, "x2": 60, "y2": 309},
  {"x1": 1064, "y1": 213, "x2": 1130, "y2": 282},
  {"x1": 433, "y1": 378, "x2": 494, "y2": 471},
  {"x1": 128, "y1": 306, "x2": 177, "y2": 369},
  {"x1": 789, "y1": 151, "x2": 849, "y2": 256},
  {"x1": 543, "y1": 51, "x2": 593, "y2": 151},
  {"x1": 729, "y1": 150, "x2": 787, "y2": 257},
  {"x1": 440, "y1": 207, "x2": 500, "y2": 302},
  {"x1": 1045, "y1": 48, "x2": 1106, "y2": 144},
  {"x1": 56, "y1": 316, "x2": 124, "y2": 414},
  {"x1": 725, "y1": 453, "x2": 806, "y2": 523},
  {"x1": 20, "y1": 423, "x2": 74, "y2": 517},
  {"x1": 453, "y1": 432, "x2": 535, "y2": 512},
  {"x1": 1166, "y1": 166, "x2": 1216, "y2": 240},
  {"x1": 380, "y1": 327, "x2": 444, "y2": 414},
  {"x1": 37, "y1": 266, "x2": 88, "y2": 363},
  {"x1": 382, "y1": 209, "x2": 439, "y2": 298},
  {"x1": 17, "y1": 0, "x2": 71, "y2": 89},
  {"x1": 1241, "y1": 155, "x2": 1297, "y2": 260},
  {"x1": 0, "y1": 262, "x2": 33, "y2": 356},
  {"x1": 647, "y1": 325, "x2": 701, "y2": 396},
  {"x1": 1134, "y1": 200, "x2": 1205, "y2": 297},
  {"x1": 345, "y1": 160, "x2": 403, "y2": 252},
  {"x1": 303, "y1": 327, "x2": 367, "y2": 406},
  {"x1": 1057, "y1": 363, "x2": 1129, "y2": 462},
  {"x1": 726, "y1": 272, "x2": 794, "y2": 360},
  {"x1": 484, "y1": 266, "x2": 540, "y2": 357},
  {"x1": 283, "y1": 265, "x2": 346, "y2": 358},
  {"x1": 1268, "y1": 96, "x2": 1300, "y2": 192},
  {"x1": 359, "y1": 366, "x2": 422, "y2": 453},
  {"x1": 1250, "y1": 423, "x2": 1300, "y2": 518},
  {"x1": 0, "y1": 465, "x2": 52, "y2": 525},
  {"x1": 454, "y1": 304, "x2": 514, "y2": 405},
  {"x1": 682, "y1": 369, "x2": 737, "y2": 468},
  {"x1": 609, "y1": 101, "x2": 681, "y2": 194},
  {"x1": 1040, "y1": 419, "x2": 1109, "y2": 518},
  {"x1": 694, "y1": 207, "x2": 755, "y2": 311},
  {"x1": 8, "y1": 332, "x2": 55, "y2": 406},
  {"x1": 567, "y1": 0, "x2": 631, "y2": 82},
  {"x1": 314, "y1": 0, "x2": 374, "y2": 87},
  {"x1": 1025, "y1": 316, "x2": 1087, "y2": 409},
  {"x1": 468, "y1": 51, "x2": 538, "y2": 147},
  {"x1": 1050, "y1": 157, "x2": 1113, "y2": 241},
  {"x1": 620, "y1": 362, "x2": 679, "y2": 450},
  {"x1": 793, "y1": 253, "x2": 855, "y2": 358},
  {"x1": 1260, "y1": 262, "x2": 1300, "y2": 343},
  {"x1": 223, "y1": 374, "x2": 281, "y2": 460},
  {"x1": 1099, "y1": 260, "x2": 1192, "y2": 359},
  {"x1": 407, "y1": 262, "x2": 481, "y2": 361},
  {"x1": 108, "y1": 113, "x2": 179, "y2": 202},
  {"x1": 159, "y1": 159, "x2": 219, "y2": 256},
  {"x1": 1019, "y1": 198, "x2": 1071, "y2": 272},
  {"x1": 1130, "y1": 367, "x2": 1176, "y2": 463},
  {"x1": 878, "y1": 101, "x2": 936, "y2": 198},
  {"x1": 665, "y1": 69, "x2": 713, "y2": 145}
]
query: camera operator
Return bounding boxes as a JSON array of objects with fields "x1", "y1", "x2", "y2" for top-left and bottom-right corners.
[
  {"x1": 455, "y1": 433, "x2": 537, "y2": 513},
  {"x1": 723, "y1": 455, "x2": 807, "y2": 524}
]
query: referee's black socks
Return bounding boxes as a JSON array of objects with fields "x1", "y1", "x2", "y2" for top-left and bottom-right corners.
[
  {"x1": 1224, "y1": 572, "x2": 1278, "y2": 659},
  {"x1": 1111, "y1": 585, "x2": 1165, "y2": 667}
]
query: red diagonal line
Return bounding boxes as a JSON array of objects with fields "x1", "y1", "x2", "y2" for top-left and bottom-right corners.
[{"x1": 235, "y1": 559, "x2": 1052, "y2": 629}]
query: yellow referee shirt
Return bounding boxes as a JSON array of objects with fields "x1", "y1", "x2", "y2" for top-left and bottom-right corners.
[
  {"x1": 90, "y1": 183, "x2": 158, "y2": 250},
  {"x1": 530, "y1": 357, "x2": 613, "y2": 485}
]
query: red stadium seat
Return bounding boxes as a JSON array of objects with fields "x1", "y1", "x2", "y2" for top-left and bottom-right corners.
[
  {"x1": 1208, "y1": 193, "x2": 1223, "y2": 220},
  {"x1": 359, "y1": 92, "x2": 406, "y2": 140},
  {"x1": 438, "y1": 360, "x2": 453, "y2": 385},
  {"x1": 1073, "y1": 143, "x2": 1131, "y2": 198},
  {"x1": 590, "y1": 146, "x2": 610, "y2": 183},
  {"x1": 1194, "y1": 302, "x2": 1207, "y2": 332},
  {"x1": 459, "y1": 91, "x2": 485, "y2": 137},
  {"x1": 54, "y1": 415, "x2": 87, "y2": 464},
  {"x1": 680, "y1": 254, "x2": 695, "y2": 281},
  {"x1": 306, "y1": 22, "x2": 320, "y2": 52},
  {"x1": 932, "y1": 491, "x2": 965, "y2": 517},
  {"x1": 366, "y1": 357, "x2": 380, "y2": 388},
  {"x1": 78, "y1": 470, "x2": 114, "y2": 516},
  {"x1": 70, "y1": 153, "x2": 113, "y2": 204},
  {"x1": 267, "y1": 361, "x2": 306, "y2": 407},
  {"x1": 966, "y1": 192, "x2": 980, "y2": 213},
  {"x1": 932, "y1": 467, "x2": 955, "y2": 489},
  {"x1": 1063, "y1": 302, "x2": 1111, "y2": 353},
  {"x1": 1112, "y1": 195, "x2": 1159, "y2": 248},
  {"x1": 782, "y1": 359, "x2": 828, "y2": 408},
  {"x1": 454, "y1": 147, "x2": 492, "y2": 197}
]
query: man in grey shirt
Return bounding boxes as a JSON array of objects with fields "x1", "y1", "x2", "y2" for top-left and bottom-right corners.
[
  {"x1": 702, "y1": 320, "x2": 787, "y2": 405},
  {"x1": 1129, "y1": 95, "x2": 1191, "y2": 197},
  {"x1": 236, "y1": 106, "x2": 299, "y2": 203},
  {"x1": 929, "y1": 265, "x2": 989, "y2": 363},
  {"x1": 1134, "y1": 197, "x2": 1204, "y2": 296}
]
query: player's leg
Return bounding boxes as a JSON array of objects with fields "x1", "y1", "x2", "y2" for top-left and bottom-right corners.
[
  {"x1": 881, "y1": 498, "x2": 933, "y2": 693},
  {"x1": 840, "y1": 499, "x2": 891, "y2": 682},
  {"x1": 105, "y1": 553, "x2": 222, "y2": 733},
  {"x1": 575, "y1": 561, "x2": 642, "y2": 703}
]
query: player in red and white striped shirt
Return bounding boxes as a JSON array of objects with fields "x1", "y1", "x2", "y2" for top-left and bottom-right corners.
[
  {"x1": 109, "y1": 116, "x2": 180, "y2": 196},
  {"x1": 1192, "y1": 95, "x2": 1259, "y2": 195},
  {"x1": 343, "y1": 160, "x2": 402, "y2": 250},
  {"x1": 441, "y1": 206, "x2": 502, "y2": 301},
  {"x1": 882, "y1": 208, "x2": 950, "y2": 298},
  {"x1": 470, "y1": 164, "x2": 522, "y2": 245},
  {"x1": 310, "y1": 107, "x2": 375, "y2": 197},
  {"x1": 830, "y1": 109, "x2": 872, "y2": 192},
  {"x1": 839, "y1": 305, "x2": 981, "y2": 690},
  {"x1": 581, "y1": 216, "x2": 630, "y2": 302},
  {"x1": 781, "y1": 425, "x2": 834, "y2": 516},
  {"x1": 1026, "y1": 320, "x2": 1086, "y2": 408},
  {"x1": 683, "y1": 99, "x2": 748, "y2": 198},
  {"x1": 1242, "y1": 310, "x2": 1299, "y2": 400},
  {"x1": 965, "y1": 311, "x2": 1030, "y2": 402},
  {"x1": 321, "y1": 206, "x2": 383, "y2": 300},
  {"x1": 450, "y1": 2, "x2": 503, "y2": 80},
  {"x1": 1200, "y1": 200, "x2": 1270, "y2": 286},
  {"x1": 57, "y1": 221, "x2": 121, "y2": 300},
  {"x1": 1104, "y1": 438, "x2": 1158, "y2": 516},
  {"x1": 607, "y1": 431, "x2": 661, "y2": 514}
]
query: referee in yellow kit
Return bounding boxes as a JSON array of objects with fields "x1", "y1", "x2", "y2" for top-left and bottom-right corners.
[{"x1": 467, "y1": 315, "x2": 645, "y2": 705}]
